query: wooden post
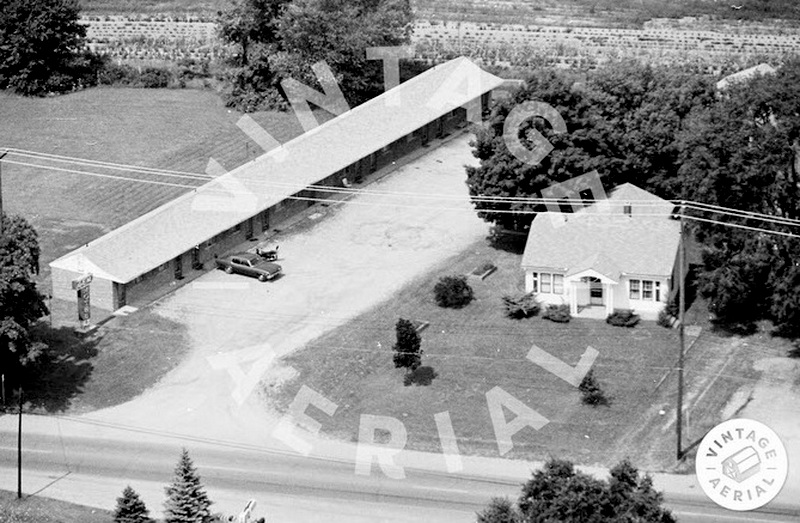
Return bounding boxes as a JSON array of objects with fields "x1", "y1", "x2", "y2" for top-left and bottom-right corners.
[
  {"x1": 17, "y1": 388, "x2": 23, "y2": 499},
  {"x1": 0, "y1": 150, "x2": 7, "y2": 235},
  {"x1": 677, "y1": 203, "x2": 686, "y2": 460}
]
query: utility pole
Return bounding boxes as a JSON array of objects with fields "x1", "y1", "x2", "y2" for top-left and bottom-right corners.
[
  {"x1": 0, "y1": 149, "x2": 6, "y2": 235},
  {"x1": 17, "y1": 388, "x2": 23, "y2": 499},
  {"x1": 676, "y1": 202, "x2": 686, "y2": 460}
]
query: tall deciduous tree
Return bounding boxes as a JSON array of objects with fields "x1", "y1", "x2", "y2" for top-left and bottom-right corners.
[
  {"x1": 218, "y1": 0, "x2": 290, "y2": 66},
  {"x1": 219, "y1": 0, "x2": 413, "y2": 111},
  {"x1": 0, "y1": 0, "x2": 87, "y2": 95},
  {"x1": 466, "y1": 69, "x2": 598, "y2": 232},
  {"x1": 0, "y1": 213, "x2": 49, "y2": 379},
  {"x1": 164, "y1": 449, "x2": 213, "y2": 523},
  {"x1": 678, "y1": 60, "x2": 800, "y2": 331},
  {"x1": 115, "y1": 486, "x2": 154, "y2": 523},
  {"x1": 465, "y1": 63, "x2": 714, "y2": 232}
]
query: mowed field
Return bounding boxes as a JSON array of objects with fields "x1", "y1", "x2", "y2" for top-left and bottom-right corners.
[
  {"x1": 267, "y1": 238, "x2": 686, "y2": 469},
  {"x1": 0, "y1": 88, "x2": 308, "y2": 289},
  {"x1": 79, "y1": 0, "x2": 800, "y2": 23}
]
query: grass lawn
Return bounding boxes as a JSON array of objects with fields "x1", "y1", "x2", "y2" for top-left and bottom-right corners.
[
  {"x1": 0, "y1": 489, "x2": 112, "y2": 523},
  {"x1": 18, "y1": 307, "x2": 190, "y2": 414},
  {"x1": 0, "y1": 87, "x2": 311, "y2": 291},
  {"x1": 268, "y1": 237, "x2": 685, "y2": 467}
]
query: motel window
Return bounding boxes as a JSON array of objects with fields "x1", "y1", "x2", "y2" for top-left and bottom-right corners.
[
  {"x1": 540, "y1": 273, "x2": 552, "y2": 293},
  {"x1": 630, "y1": 279, "x2": 641, "y2": 300}
]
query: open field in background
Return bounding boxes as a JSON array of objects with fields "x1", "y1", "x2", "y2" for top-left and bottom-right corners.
[
  {"x1": 414, "y1": 0, "x2": 800, "y2": 27},
  {"x1": 0, "y1": 88, "x2": 313, "y2": 289},
  {"x1": 0, "y1": 489, "x2": 112, "y2": 523},
  {"x1": 77, "y1": 0, "x2": 800, "y2": 23}
]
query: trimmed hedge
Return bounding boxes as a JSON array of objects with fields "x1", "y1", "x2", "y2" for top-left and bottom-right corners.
[
  {"x1": 607, "y1": 309, "x2": 640, "y2": 327},
  {"x1": 542, "y1": 304, "x2": 571, "y2": 323},
  {"x1": 502, "y1": 292, "x2": 540, "y2": 319},
  {"x1": 434, "y1": 275, "x2": 474, "y2": 309}
]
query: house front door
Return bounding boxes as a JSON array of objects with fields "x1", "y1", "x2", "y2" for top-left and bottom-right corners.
[{"x1": 590, "y1": 279, "x2": 603, "y2": 305}]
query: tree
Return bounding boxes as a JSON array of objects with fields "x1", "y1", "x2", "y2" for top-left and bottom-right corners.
[
  {"x1": 218, "y1": 0, "x2": 289, "y2": 66},
  {"x1": 433, "y1": 275, "x2": 474, "y2": 308},
  {"x1": 219, "y1": 0, "x2": 413, "y2": 111},
  {"x1": 0, "y1": 0, "x2": 88, "y2": 95},
  {"x1": 392, "y1": 318, "x2": 421, "y2": 371},
  {"x1": 115, "y1": 486, "x2": 154, "y2": 523},
  {"x1": 0, "y1": 213, "x2": 49, "y2": 383},
  {"x1": 476, "y1": 497, "x2": 520, "y2": 523},
  {"x1": 164, "y1": 448, "x2": 213, "y2": 523},
  {"x1": 578, "y1": 370, "x2": 609, "y2": 407},
  {"x1": 477, "y1": 458, "x2": 675, "y2": 523},
  {"x1": 276, "y1": 0, "x2": 412, "y2": 106},
  {"x1": 677, "y1": 60, "x2": 800, "y2": 331},
  {"x1": 465, "y1": 63, "x2": 715, "y2": 232},
  {"x1": 466, "y1": 69, "x2": 598, "y2": 232}
]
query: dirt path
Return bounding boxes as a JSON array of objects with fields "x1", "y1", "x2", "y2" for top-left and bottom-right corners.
[
  {"x1": 77, "y1": 134, "x2": 489, "y2": 446},
  {"x1": 738, "y1": 356, "x2": 800, "y2": 501}
]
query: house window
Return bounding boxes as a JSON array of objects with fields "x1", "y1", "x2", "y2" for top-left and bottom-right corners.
[
  {"x1": 630, "y1": 279, "x2": 661, "y2": 301},
  {"x1": 532, "y1": 272, "x2": 564, "y2": 294},
  {"x1": 553, "y1": 274, "x2": 564, "y2": 295},
  {"x1": 643, "y1": 280, "x2": 653, "y2": 300},
  {"x1": 630, "y1": 279, "x2": 641, "y2": 300},
  {"x1": 541, "y1": 273, "x2": 552, "y2": 293}
]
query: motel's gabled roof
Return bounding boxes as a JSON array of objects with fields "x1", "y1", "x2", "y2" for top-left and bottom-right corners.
[
  {"x1": 50, "y1": 57, "x2": 504, "y2": 284},
  {"x1": 521, "y1": 183, "x2": 681, "y2": 281}
]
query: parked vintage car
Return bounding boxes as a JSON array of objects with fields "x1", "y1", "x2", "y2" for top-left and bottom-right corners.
[{"x1": 215, "y1": 253, "x2": 282, "y2": 282}]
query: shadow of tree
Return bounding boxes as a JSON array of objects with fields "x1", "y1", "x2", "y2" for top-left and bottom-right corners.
[
  {"x1": 487, "y1": 229, "x2": 527, "y2": 255},
  {"x1": 17, "y1": 325, "x2": 99, "y2": 413},
  {"x1": 404, "y1": 365, "x2": 438, "y2": 387}
]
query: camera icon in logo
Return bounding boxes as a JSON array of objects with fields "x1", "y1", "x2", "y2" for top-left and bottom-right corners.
[{"x1": 721, "y1": 445, "x2": 760, "y2": 483}]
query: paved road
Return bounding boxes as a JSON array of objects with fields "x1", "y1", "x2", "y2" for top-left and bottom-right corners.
[{"x1": 1, "y1": 425, "x2": 798, "y2": 522}]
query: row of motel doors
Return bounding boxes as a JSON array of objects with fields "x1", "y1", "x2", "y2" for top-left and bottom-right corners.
[{"x1": 172, "y1": 214, "x2": 264, "y2": 281}]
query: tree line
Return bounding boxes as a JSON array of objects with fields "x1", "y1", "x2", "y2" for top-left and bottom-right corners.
[
  {"x1": 0, "y1": 0, "x2": 416, "y2": 110},
  {"x1": 466, "y1": 61, "x2": 800, "y2": 335}
]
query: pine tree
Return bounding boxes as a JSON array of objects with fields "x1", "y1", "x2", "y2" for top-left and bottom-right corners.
[
  {"x1": 392, "y1": 318, "x2": 421, "y2": 371},
  {"x1": 114, "y1": 486, "x2": 154, "y2": 523},
  {"x1": 164, "y1": 448, "x2": 213, "y2": 523}
]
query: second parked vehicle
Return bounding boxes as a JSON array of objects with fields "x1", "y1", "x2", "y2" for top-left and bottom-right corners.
[{"x1": 215, "y1": 253, "x2": 282, "y2": 282}]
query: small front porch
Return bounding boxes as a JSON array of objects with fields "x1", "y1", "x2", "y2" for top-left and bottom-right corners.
[
  {"x1": 575, "y1": 304, "x2": 610, "y2": 319},
  {"x1": 567, "y1": 269, "x2": 618, "y2": 318}
]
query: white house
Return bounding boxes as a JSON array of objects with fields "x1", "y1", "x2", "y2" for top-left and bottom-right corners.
[{"x1": 520, "y1": 183, "x2": 682, "y2": 320}]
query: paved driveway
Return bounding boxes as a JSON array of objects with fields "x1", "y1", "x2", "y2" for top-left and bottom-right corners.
[{"x1": 81, "y1": 134, "x2": 489, "y2": 445}]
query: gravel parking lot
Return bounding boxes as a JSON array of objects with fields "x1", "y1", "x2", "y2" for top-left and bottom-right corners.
[{"x1": 83, "y1": 134, "x2": 489, "y2": 444}]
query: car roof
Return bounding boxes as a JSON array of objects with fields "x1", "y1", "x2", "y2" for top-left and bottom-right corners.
[{"x1": 232, "y1": 252, "x2": 260, "y2": 261}]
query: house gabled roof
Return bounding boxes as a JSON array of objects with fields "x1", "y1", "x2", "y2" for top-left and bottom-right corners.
[
  {"x1": 50, "y1": 57, "x2": 504, "y2": 284},
  {"x1": 521, "y1": 183, "x2": 680, "y2": 280}
]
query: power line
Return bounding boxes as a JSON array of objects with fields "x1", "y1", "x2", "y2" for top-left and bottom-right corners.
[{"x1": 6, "y1": 154, "x2": 800, "y2": 238}]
